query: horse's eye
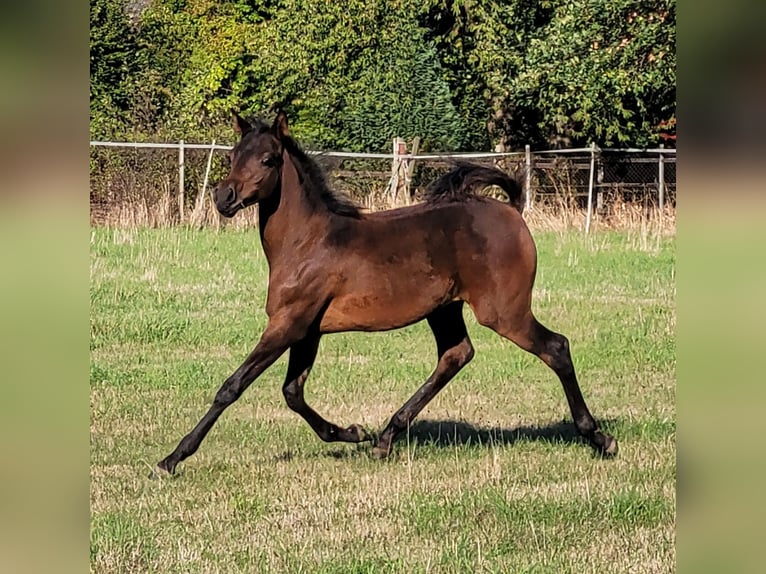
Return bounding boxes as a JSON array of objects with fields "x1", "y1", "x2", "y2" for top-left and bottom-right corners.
[{"x1": 261, "y1": 154, "x2": 282, "y2": 168}]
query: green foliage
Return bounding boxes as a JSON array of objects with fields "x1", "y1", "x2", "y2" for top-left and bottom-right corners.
[
  {"x1": 89, "y1": 0, "x2": 676, "y2": 149},
  {"x1": 421, "y1": 0, "x2": 675, "y2": 149},
  {"x1": 124, "y1": 0, "x2": 253, "y2": 139},
  {"x1": 89, "y1": 0, "x2": 142, "y2": 136},
  {"x1": 420, "y1": 0, "x2": 548, "y2": 150},
  {"x1": 339, "y1": 33, "x2": 466, "y2": 151},
  {"x1": 510, "y1": 0, "x2": 676, "y2": 147},
  {"x1": 238, "y1": 0, "x2": 469, "y2": 151}
]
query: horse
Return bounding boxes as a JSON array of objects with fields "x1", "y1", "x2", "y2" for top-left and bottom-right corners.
[{"x1": 153, "y1": 111, "x2": 617, "y2": 476}]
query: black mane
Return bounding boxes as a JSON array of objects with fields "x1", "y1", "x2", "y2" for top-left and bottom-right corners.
[{"x1": 282, "y1": 136, "x2": 363, "y2": 218}]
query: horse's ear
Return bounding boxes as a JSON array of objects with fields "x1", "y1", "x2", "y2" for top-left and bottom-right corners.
[
  {"x1": 272, "y1": 110, "x2": 289, "y2": 139},
  {"x1": 232, "y1": 112, "x2": 252, "y2": 136}
]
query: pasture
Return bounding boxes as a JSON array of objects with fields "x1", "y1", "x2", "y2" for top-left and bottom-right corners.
[{"x1": 90, "y1": 226, "x2": 675, "y2": 573}]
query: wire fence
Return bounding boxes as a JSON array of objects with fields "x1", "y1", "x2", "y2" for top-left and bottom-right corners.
[{"x1": 89, "y1": 139, "x2": 676, "y2": 232}]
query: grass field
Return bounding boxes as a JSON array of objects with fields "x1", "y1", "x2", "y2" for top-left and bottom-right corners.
[{"x1": 90, "y1": 226, "x2": 675, "y2": 573}]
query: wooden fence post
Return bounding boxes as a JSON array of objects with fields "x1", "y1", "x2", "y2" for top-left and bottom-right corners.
[
  {"x1": 404, "y1": 137, "x2": 420, "y2": 205},
  {"x1": 658, "y1": 143, "x2": 665, "y2": 217},
  {"x1": 390, "y1": 137, "x2": 400, "y2": 202},
  {"x1": 390, "y1": 137, "x2": 407, "y2": 205},
  {"x1": 191, "y1": 139, "x2": 216, "y2": 228},
  {"x1": 178, "y1": 139, "x2": 185, "y2": 223},
  {"x1": 585, "y1": 142, "x2": 598, "y2": 234},
  {"x1": 524, "y1": 144, "x2": 532, "y2": 211}
]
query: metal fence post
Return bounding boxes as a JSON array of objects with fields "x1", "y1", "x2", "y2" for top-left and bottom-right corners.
[
  {"x1": 658, "y1": 143, "x2": 665, "y2": 217},
  {"x1": 525, "y1": 144, "x2": 532, "y2": 210},
  {"x1": 585, "y1": 142, "x2": 597, "y2": 234},
  {"x1": 178, "y1": 139, "x2": 185, "y2": 223}
]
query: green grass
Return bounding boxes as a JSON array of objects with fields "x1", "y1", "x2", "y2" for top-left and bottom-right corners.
[{"x1": 90, "y1": 227, "x2": 675, "y2": 573}]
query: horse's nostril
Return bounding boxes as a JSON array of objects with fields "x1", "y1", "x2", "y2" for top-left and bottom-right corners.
[{"x1": 226, "y1": 187, "x2": 236, "y2": 203}]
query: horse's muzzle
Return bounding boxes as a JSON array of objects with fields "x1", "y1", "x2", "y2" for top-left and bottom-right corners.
[{"x1": 214, "y1": 185, "x2": 242, "y2": 218}]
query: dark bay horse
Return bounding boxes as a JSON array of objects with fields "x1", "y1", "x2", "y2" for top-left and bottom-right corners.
[{"x1": 154, "y1": 111, "x2": 617, "y2": 475}]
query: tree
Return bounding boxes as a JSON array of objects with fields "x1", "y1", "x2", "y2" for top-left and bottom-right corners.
[
  {"x1": 420, "y1": 0, "x2": 548, "y2": 150},
  {"x1": 90, "y1": 0, "x2": 142, "y2": 136},
  {"x1": 90, "y1": 0, "x2": 676, "y2": 149},
  {"x1": 510, "y1": 0, "x2": 676, "y2": 148},
  {"x1": 337, "y1": 22, "x2": 466, "y2": 150}
]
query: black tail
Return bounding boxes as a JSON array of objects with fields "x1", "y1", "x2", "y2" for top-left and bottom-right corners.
[{"x1": 423, "y1": 163, "x2": 524, "y2": 213}]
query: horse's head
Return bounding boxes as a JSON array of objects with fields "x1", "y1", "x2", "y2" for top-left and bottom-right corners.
[{"x1": 214, "y1": 111, "x2": 289, "y2": 217}]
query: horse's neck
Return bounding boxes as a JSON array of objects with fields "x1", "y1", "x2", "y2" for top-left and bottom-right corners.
[{"x1": 258, "y1": 153, "x2": 325, "y2": 264}]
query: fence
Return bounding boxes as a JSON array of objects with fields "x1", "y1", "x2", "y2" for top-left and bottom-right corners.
[{"x1": 89, "y1": 139, "x2": 675, "y2": 232}]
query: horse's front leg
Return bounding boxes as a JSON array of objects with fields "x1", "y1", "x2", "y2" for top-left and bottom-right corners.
[
  {"x1": 282, "y1": 334, "x2": 372, "y2": 443},
  {"x1": 153, "y1": 316, "x2": 303, "y2": 476}
]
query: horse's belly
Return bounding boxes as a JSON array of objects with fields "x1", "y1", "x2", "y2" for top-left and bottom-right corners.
[{"x1": 319, "y1": 275, "x2": 455, "y2": 333}]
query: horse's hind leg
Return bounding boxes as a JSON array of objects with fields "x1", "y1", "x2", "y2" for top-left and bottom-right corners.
[
  {"x1": 488, "y1": 312, "x2": 618, "y2": 456},
  {"x1": 372, "y1": 302, "x2": 474, "y2": 459},
  {"x1": 282, "y1": 335, "x2": 372, "y2": 444}
]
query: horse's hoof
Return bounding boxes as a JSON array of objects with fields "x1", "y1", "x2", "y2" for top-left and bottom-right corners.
[
  {"x1": 603, "y1": 435, "x2": 619, "y2": 457},
  {"x1": 371, "y1": 444, "x2": 392, "y2": 460},
  {"x1": 149, "y1": 459, "x2": 175, "y2": 479},
  {"x1": 148, "y1": 465, "x2": 172, "y2": 479},
  {"x1": 588, "y1": 430, "x2": 618, "y2": 458},
  {"x1": 593, "y1": 433, "x2": 618, "y2": 458},
  {"x1": 346, "y1": 424, "x2": 373, "y2": 443}
]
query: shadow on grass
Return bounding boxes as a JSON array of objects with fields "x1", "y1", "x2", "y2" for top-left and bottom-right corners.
[
  {"x1": 405, "y1": 418, "x2": 590, "y2": 448},
  {"x1": 296, "y1": 417, "x2": 627, "y2": 461}
]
